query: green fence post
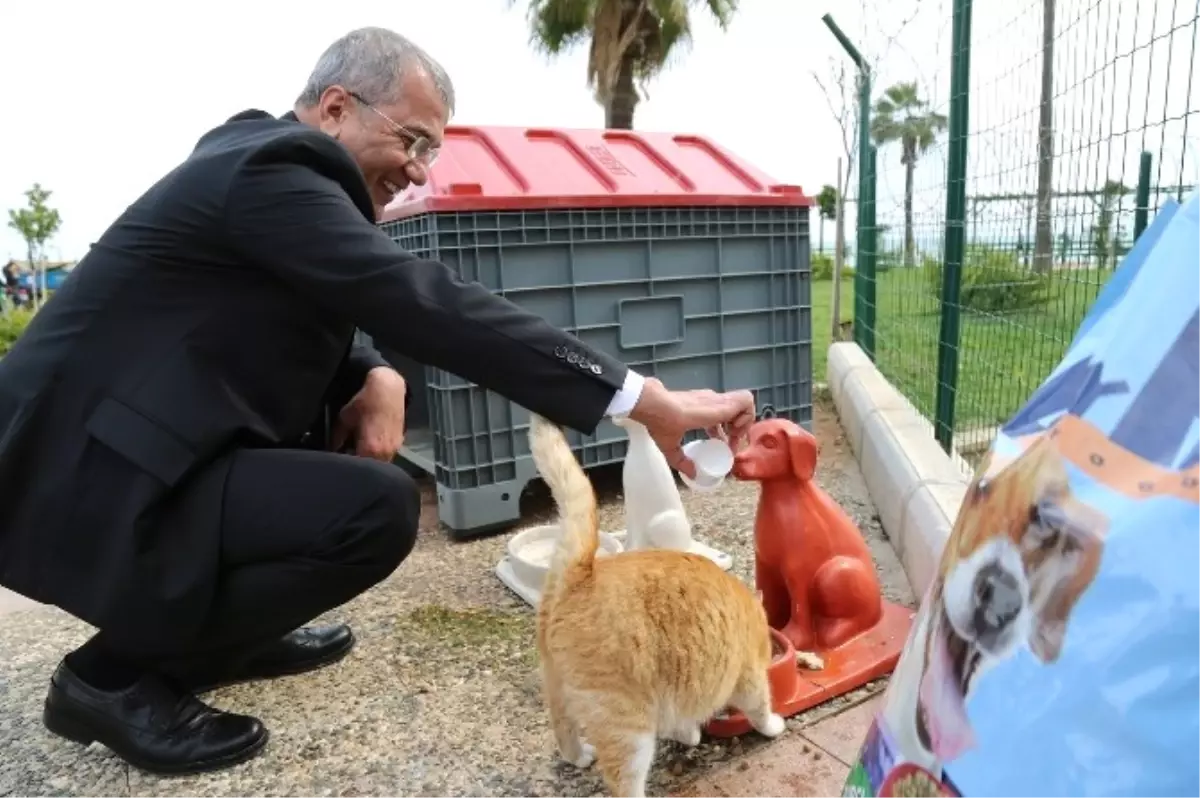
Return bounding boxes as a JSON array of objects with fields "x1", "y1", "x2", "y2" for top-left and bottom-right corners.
[
  {"x1": 860, "y1": 144, "x2": 878, "y2": 359},
  {"x1": 855, "y1": 74, "x2": 874, "y2": 359},
  {"x1": 934, "y1": 0, "x2": 974, "y2": 454},
  {"x1": 1134, "y1": 151, "x2": 1153, "y2": 241}
]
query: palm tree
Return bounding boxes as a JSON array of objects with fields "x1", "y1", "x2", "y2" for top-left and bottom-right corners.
[
  {"x1": 514, "y1": 0, "x2": 738, "y2": 129},
  {"x1": 870, "y1": 82, "x2": 947, "y2": 268},
  {"x1": 815, "y1": 184, "x2": 838, "y2": 254},
  {"x1": 1032, "y1": 0, "x2": 1056, "y2": 273}
]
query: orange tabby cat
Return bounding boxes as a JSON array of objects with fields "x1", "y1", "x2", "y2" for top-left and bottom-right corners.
[{"x1": 528, "y1": 414, "x2": 786, "y2": 797}]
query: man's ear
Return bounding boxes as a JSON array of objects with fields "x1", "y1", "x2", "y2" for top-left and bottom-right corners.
[{"x1": 316, "y1": 85, "x2": 354, "y2": 138}]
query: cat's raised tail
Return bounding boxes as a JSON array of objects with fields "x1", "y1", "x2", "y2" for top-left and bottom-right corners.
[{"x1": 528, "y1": 414, "x2": 599, "y2": 598}]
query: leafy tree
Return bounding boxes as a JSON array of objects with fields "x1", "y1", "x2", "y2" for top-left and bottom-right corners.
[
  {"x1": 7, "y1": 183, "x2": 63, "y2": 312},
  {"x1": 514, "y1": 0, "x2": 737, "y2": 129},
  {"x1": 870, "y1": 82, "x2": 947, "y2": 268},
  {"x1": 815, "y1": 183, "x2": 838, "y2": 253}
]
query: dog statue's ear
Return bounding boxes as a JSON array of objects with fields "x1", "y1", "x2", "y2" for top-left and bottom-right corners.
[{"x1": 785, "y1": 424, "x2": 817, "y2": 482}]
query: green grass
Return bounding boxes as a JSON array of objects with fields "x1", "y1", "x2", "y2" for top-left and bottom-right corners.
[
  {"x1": 7, "y1": 266, "x2": 1102, "y2": 443},
  {"x1": 0, "y1": 307, "x2": 36, "y2": 356},
  {"x1": 811, "y1": 266, "x2": 1109, "y2": 434},
  {"x1": 811, "y1": 275, "x2": 855, "y2": 385}
]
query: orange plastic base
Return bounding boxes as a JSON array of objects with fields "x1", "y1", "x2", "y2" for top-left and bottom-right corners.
[{"x1": 703, "y1": 600, "x2": 914, "y2": 738}]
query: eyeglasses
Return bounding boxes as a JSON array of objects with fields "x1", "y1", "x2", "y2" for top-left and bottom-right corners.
[{"x1": 348, "y1": 91, "x2": 440, "y2": 167}]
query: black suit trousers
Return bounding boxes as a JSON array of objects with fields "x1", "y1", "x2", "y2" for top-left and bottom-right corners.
[{"x1": 96, "y1": 444, "x2": 420, "y2": 676}]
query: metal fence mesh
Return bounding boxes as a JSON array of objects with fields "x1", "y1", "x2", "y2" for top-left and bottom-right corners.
[{"x1": 827, "y1": 0, "x2": 1198, "y2": 470}]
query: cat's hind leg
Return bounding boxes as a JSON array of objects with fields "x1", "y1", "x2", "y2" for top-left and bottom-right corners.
[
  {"x1": 542, "y1": 665, "x2": 594, "y2": 768},
  {"x1": 730, "y1": 671, "x2": 787, "y2": 739},
  {"x1": 571, "y1": 692, "x2": 658, "y2": 796},
  {"x1": 592, "y1": 726, "x2": 657, "y2": 798},
  {"x1": 664, "y1": 721, "x2": 702, "y2": 747}
]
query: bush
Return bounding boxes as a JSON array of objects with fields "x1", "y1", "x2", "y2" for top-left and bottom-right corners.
[
  {"x1": 923, "y1": 246, "x2": 1048, "y2": 314},
  {"x1": 812, "y1": 252, "x2": 854, "y2": 281},
  {"x1": 812, "y1": 253, "x2": 833, "y2": 280},
  {"x1": 875, "y1": 250, "x2": 900, "y2": 274},
  {"x1": 0, "y1": 308, "x2": 36, "y2": 356}
]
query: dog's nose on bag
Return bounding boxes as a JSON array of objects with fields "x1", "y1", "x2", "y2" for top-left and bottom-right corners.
[{"x1": 974, "y1": 565, "x2": 1023, "y2": 635}]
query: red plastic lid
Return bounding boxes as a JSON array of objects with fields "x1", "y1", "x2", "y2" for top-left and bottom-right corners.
[{"x1": 380, "y1": 125, "x2": 812, "y2": 221}]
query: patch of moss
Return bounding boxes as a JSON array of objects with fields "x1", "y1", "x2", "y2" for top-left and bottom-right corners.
[{"x1": 402, "y1": 605, "x2": 534, "y2": 647}]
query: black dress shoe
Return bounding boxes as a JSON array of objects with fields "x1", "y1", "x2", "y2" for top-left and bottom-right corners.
[
  {"x1": 43, "y1": 661, "x2": 268, "y2": 775},
  {"x1": 188, "y1": 623, "x2": 356, "y2": 694}
]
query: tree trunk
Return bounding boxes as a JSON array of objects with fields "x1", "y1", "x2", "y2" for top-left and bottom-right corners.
[
  {"x1": 819, "y1": 220, "x2": 825, "y2": 254},
  {"x1": 1033, "y1": 0, "x2": 1056, "y2": 273},
  {"x1": 605, "y1": 53, "x2": 638, "y2": 129},
  {"x1": 26, "y1": 244, "x2": 38, "y2": 312},
  {"x1": 904, "y1": 158, "x2": 915, "y2": 268}
]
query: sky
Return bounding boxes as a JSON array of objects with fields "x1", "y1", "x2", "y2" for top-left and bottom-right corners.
[
  {"x1": 902, "y1": 0, "x2": 1200, "y2": 254},
  {"x1": 0, "y1": 0, "x2": 922, "y2": 260},
  {"x1": 1, "y1": 0, "x2": 1195, "y2": 262}
]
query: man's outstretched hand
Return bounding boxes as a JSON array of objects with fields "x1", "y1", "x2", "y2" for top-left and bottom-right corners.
[
  {"x1": 627, "y1": 377, "x2": 757, "y2": 479},
  {"x1": 331, "y1": 366, "x2": 408, "y2": 462}
]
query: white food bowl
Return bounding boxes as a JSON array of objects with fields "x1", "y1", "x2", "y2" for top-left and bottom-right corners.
[{"x1": 506, "y1": 523, "x2": 624, "y2": 589}]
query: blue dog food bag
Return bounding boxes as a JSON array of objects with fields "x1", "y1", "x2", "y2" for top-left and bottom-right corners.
[{"x1": 843, "y1": 189, "x2": 1200, "y2": 797}]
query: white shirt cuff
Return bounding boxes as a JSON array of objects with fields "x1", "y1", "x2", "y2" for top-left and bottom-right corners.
[{"x1": 604, "y1": 369, "x2": 645, "y2": 418}]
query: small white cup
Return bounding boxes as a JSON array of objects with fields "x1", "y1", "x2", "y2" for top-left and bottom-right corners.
[{"x1": 678, "y1": 438, "x2": 734, "y2": 492}]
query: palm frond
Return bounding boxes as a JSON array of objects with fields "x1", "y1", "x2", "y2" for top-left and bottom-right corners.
[
  {"x1": 526, "y1": 0, "x2": 596, "y2": 55},
  {"x1": 882, "y1": 81, "x2": 923, "y2": 111},
  {"x1": 703, "y1": 0, "x2": 738, "y2": 28},
  {"x1": 870, "y1": 115, "x2": 904, "y2": 145},
  {"x1": 516, "y1": 0, "x2": 741, "y2": 121},
  {"x1": 915, "y1": 112, "x2": 948, "y2": 152},
  {"x1": 872, "y1": 81, "x2": 945, "y2": 153},
  {"x1": 636, "y1": 0, "x2": 734, "y2": 83},
  {"x1": 637, "y1": 0, "x2": 688, "y2": 79}
]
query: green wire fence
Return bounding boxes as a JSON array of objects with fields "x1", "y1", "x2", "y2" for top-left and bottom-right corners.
[{"x1": 824, "y1": 0, "x2": 1198, "y2": 469}]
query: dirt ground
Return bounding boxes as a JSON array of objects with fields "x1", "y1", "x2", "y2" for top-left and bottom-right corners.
[{"x1": 0, "y1": 396, "x2": 915, "y2": 797}]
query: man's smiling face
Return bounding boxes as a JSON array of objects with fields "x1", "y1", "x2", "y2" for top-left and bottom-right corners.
[{"x1": 313, "y1": 69, "x2": 448, "y2": 216}]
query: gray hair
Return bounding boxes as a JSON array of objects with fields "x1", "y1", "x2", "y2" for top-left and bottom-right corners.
[{"x1": 296, "y1": 27, "x2": 455, "y2": 116}]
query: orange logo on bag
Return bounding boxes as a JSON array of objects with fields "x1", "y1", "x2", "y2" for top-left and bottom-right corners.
[{"x1": 986, "y1": 414, "x2": 1199, "y2": 505}]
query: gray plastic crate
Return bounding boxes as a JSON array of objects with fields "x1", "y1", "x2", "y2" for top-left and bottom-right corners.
[{"x1": 371, "y1": 205, "x2": 812, "y2": 537}]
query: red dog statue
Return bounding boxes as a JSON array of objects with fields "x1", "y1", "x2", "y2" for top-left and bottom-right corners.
[{"x1": 732, "y1": 417, "x2": 884, "y2": 653}]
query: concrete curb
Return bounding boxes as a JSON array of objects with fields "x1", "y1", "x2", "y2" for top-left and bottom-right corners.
[{"x1": 826, "y1": 342, "x2": 970, "y2": 597}]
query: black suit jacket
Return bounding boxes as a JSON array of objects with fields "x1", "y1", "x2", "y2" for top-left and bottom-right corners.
[{"x1": 0, "y1": 110, "x2": 625, "y2": 649}]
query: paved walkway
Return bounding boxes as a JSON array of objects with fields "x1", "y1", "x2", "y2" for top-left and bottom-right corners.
[
  {"x1": 673, "y1": 696, "x2": 881, "y2": 796},
  {"x1": 0, "y1": 590, "x2": 883, "y2": 796}
]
